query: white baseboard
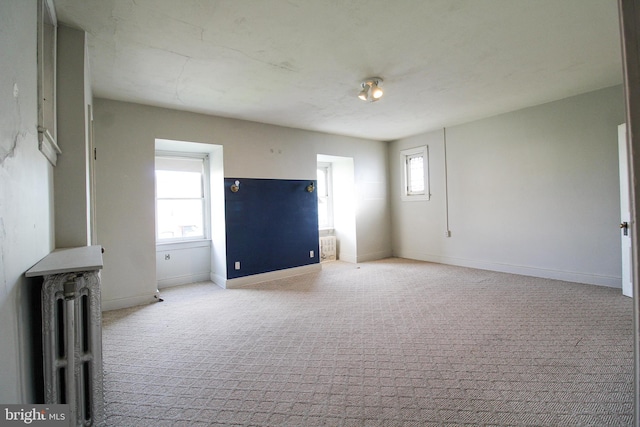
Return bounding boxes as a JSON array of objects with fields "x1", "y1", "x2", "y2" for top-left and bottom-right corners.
[
  {"x1": 157, "y1": 272, "x2": 211, "y2": 289},
  {"x1": 102, "y1": 293, "x2": 158, "y2": 311},
  {"x1": 210, "y1": 271, "x2": 227, "y2": 289},
  {"x1": 396, "y1": 251, "x2": 622, "y2": 288},
  {"x1": 223, "y1": 264, "x2": 322, "y2": 289}
]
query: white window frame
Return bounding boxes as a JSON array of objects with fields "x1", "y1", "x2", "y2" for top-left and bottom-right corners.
[
  {"x1": 155, "y1": 151, "x2": 211, "y2": 244},
  {"x1": 317, "y1": 162, "x2": 334, "y2": 230},
  {"x1": 401, "y1": 145, "x2": 430, "y2": 201},
  {"x1": 37, "y1": 0, "x2": 61, "y2": 166}
]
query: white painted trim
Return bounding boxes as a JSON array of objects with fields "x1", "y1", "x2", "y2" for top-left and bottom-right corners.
[
  {"x1": 37, "y1": 0, "x2": 58, "y2": 164},
  {"x1": 157, "y1": 272, "x2": 211, "y2": 289},
  {"x1": 211, "y1": 272, "x2": 227, "y2": 289},
  {"x1": 38, "y1": 127, "x2": 61, "y2": 166},
  {"x1": 223, "y1": 264, "x2": 321, "y2": 289},
  {"x1": 101, "y1": 293, "x2": 157, "y2": 311},
  {"x1": 396, "y1": 251, "x2": 622, "y2": 288},
  {"x1": 156, "y1": 239, "x2": 211, "y2": 251}
]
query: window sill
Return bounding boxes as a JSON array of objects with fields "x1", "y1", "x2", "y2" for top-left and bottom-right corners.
[
  {"x1": 401, "y1": 194, "x2": 430, "y2": 202},
  {"x1": 156, "y1": 239, "x2": 211, "y2": 251}
]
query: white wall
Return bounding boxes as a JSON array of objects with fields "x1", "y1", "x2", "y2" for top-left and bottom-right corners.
[
  {"x1": 390, "y1": 85, "x2": 625, "y2": 287},
  {"x1": 156, "y1": 241, "x2": 211, "y2": 288},
  {"x1": 55, "y1": 24, "x2": 92, "y2": 248},
  {"x1": 94, "y1": 99, "x2": 391, "y2": 310},
  {"x1": 0, "y1": 0, "x2": 55, "y2": 402}
]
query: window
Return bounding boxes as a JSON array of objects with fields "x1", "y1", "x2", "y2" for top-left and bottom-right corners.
[
  {"x1": 37, "y1": 0, "x2": 61, "y2": 165},
  {"x1": 155, "y1": 153, "x2": 209, "y2": 242},
  {"x1": 401, "y1": 146, "x2": 429, "y2": 201},
  {"x1": 317, "y1": 162, "x2": 333, "y2": 229}
]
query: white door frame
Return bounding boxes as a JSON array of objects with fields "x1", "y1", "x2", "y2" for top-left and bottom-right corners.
[
  {"x1": 618, "y1": 1, "x2": 640, "y2": 425},
  {"x1": 620, "y1": 123, "x2": 633, "y2": 298}
]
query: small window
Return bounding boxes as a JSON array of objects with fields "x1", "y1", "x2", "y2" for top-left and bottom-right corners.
[
  {"x1": 155, "y1": 153, "x2": 210, "y2": 242},
  {"x1": 317, "y1": 162, "x2": 333, "y2": 229},
  {"x1": 401, "y1": 146, "x2": 429, "y2": 201}
]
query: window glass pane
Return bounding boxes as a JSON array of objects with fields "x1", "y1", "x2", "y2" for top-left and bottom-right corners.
[
  {"x1": 157, "y1": 199, "x2": 204, "y2": 240},
  {"x1": 318, "y1": 196, "x2": 328, "y2": 228},
  {"x1": 317, "y1": 168, "x2": 327, "y2": 197},
  {"x1": 408, "y1": 155, "x2": 424, "y2": 193},
  {"x1": 156, "y1": 170, "x2": 202, "y2": 198},
  {"x1": 155, "y1": 154, "x2": 209, "y2": 242},
  {"x1": 317, "y1": 164, "x2": 332, "y2": 228}
]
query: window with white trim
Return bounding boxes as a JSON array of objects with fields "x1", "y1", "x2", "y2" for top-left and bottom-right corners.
[
  {"x1": 37, "y1": 0, "x2": 60, "y2": 165},
  {"x1": 155, "y1": 153, "x2": 210, "y2": 242},
  {"x1": 401, "y1": 146, "x2": 429, "y2": 201},
  {"x1": 317, "y1": 162, "x2": 333, "y2": 229}
]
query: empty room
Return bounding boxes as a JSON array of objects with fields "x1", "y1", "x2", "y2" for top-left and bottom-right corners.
[{"x1": 1, "y1": 0, "x2": 638, "y2": 426}]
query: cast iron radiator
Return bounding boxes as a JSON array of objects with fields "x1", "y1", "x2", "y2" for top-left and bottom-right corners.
[
  {"x1": 319, "y1": 235, "x2": 337, "y2": 262},
  {"x1": 42, "y1": 272, "x2": 103, "y2": 425},
  {"x1": 26, "y1": 246, "x2": 104, "y2": 426}
]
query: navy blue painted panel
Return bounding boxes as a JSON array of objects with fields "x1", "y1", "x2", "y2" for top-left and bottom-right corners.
[{"x1": 225, "y1": 178, "x2": 319, "y2": 279}]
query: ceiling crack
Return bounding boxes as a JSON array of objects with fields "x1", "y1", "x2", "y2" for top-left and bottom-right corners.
[
  {"x1": 204, "y1": 41, "x2": 298, "y2": 73},
  {"x1": 175, "y1": 57, "x2": 190, "y2": 104}
]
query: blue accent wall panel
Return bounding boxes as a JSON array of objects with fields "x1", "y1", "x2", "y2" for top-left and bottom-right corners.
[{"x1": 225, "y1": 178, "x2": 319, "y2": 279}]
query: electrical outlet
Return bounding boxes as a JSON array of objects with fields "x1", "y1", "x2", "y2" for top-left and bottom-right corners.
[
  {"x1": 235, "y1": 261, "x2": 240, "y2": 270},
  {"x1": 445, "y1": 230, "x2": 451, "y2": 238},
  {"x1": 310, "y1": 250, "x2": 314, "y2": 258},
  {"x1": 165, "y1": 254, "x2": 170, "y2": 260}
]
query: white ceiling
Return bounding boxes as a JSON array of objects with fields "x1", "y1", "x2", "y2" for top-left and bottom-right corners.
[{"x1": 52, "y1": 0, "x2": 623, "y2": 141}]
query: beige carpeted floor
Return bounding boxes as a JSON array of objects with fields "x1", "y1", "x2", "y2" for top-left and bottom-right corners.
[{"x1": 102, "y1": 258, "x2": 634, "y2": 426}]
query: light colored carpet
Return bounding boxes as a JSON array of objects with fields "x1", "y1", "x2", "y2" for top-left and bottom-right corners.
[{"x1": 102, "y1": 258, "x2": 633, "y2": 426}]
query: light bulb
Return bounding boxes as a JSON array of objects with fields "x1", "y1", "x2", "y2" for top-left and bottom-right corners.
[
  {"x1": 358, "y1": 85, "x2": 370, "y2": 101},
  {"x1": 371, "y1": 84, "x2": 383, "y2": 99}
]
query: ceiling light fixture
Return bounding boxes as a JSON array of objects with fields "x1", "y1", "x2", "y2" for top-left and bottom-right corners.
[{"x1": 358, "y1": 77, "x2": 384, "y2": 102}]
